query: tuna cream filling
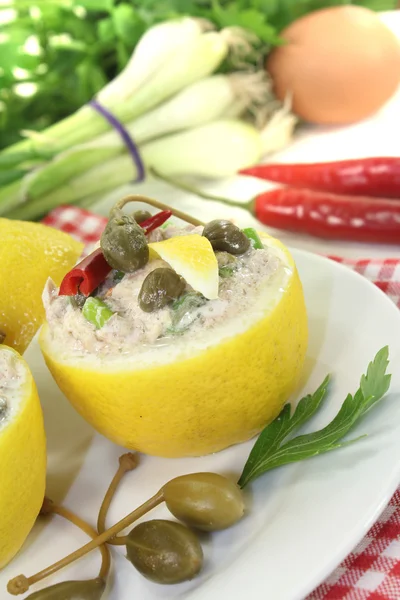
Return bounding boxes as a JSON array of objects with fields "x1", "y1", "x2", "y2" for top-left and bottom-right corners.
[{"x1": 43, "y1": 226, "x2": 293, "y2": 367}]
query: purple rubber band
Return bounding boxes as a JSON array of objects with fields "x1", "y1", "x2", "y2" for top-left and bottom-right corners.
[{"x1": 89, "y1": 99, "x2": 145, "y2": 182}]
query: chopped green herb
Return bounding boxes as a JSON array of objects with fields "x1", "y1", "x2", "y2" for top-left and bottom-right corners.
[
  {"x1": 114, "y1": 271, "x2": 125, "y2": 283},
  {"x1": 219, "y1": 265, "x2": 234, "y2": 278},
  {"x1": 168, "y1": 292, "x2": 206, "y2": 334},
  {"x1": 243, "y1": 228, "x2": 263, "y2": 250},
  {"x1": 69, "y1": 293, "x2": 86, "y2": 309},
  {"x1": 238, "y1": 346, "x2": 391, "y2": 488},
  {"x1": 82, "y1": 297, "x2": 115, "y2": 329}
]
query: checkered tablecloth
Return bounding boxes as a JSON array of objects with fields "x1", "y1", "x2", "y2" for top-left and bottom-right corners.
[{"x1": 42, "y1": 205, "x2": 400, "y2": 599}]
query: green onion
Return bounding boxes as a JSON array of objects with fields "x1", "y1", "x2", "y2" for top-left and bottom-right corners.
[
  {"x1": 243, "y1": 228, "x2": 263, "y2": 249},
  {"x1": 4, "y1": 120, "x2": 264, "y2": 220},
  {"x1": 19, "y1": 72, "x2": 272, "y2": 202},
  {"x1": 82, "y1": 298, "x2": 114, "y2": 329}
]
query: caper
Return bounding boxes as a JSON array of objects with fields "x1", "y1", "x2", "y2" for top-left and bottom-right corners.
[
  {"x1": 100, "y1": 213, "x2": 149, "y2": 273},
  {"x1": 132, "y1": 210, "x2": 152, "y2": 224},
  {"x1": 25, "y1": 578, "x2": 105, "y2": 600},
  {"x1": 203, "y1": 220, "x2": 250, "y2": 255},
  {"x1": 163, "y1": 472, "x2": 245, "y2": 532},
  {"x1": 138, "y1": 268, "x2": 186, "y2": 313},
  {"x1": 126, "y1": 520, "x2": 203, "y2": 584}
]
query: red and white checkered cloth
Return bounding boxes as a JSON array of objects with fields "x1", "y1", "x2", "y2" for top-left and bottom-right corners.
[{"x1": 42, "y1": 205, "x2": 400, "y2": 599}]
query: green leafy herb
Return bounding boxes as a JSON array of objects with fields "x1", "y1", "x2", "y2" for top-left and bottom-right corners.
[
  {"x1": 113, "y1": 270, "x2": 125, "y2": 283},
  {"x1": 238, "y1": 346, "x2": 391, "y2": 488},
  {"x1": 0, "y1": 0, "x2": 396, "y2": 149},
  {"x1": 167, "y1": 291, "x2": 206, "y2": 335},
  {"x1": 219, "y1": 265, "x2": 234, "y2": 278}
]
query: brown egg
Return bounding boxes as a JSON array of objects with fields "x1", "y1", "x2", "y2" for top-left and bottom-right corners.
[{"x1": 267, "y1": 6, "x2": 400, "y2": 124}]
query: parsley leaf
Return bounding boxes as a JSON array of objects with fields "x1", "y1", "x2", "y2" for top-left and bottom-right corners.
[{"x1": 238, "y1": 346, "x2": 391, "y2": 488}]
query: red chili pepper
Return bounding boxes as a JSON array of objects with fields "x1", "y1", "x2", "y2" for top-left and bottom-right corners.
[
  {"x1": 140, "y1": 210, "x2": 172, "y2": 234},
  {"x1": 252, "y1": 188, "x2": 400, "y2": 243},
  {"x1": 59, "y1": 248, "x2": 111, "y2": 297},
  {"x1": 59, "y1": 210, "x2": 173, "y2": 297},
  {"x1": 240, "y1": 158, "x2": 400, "y2": 199}
]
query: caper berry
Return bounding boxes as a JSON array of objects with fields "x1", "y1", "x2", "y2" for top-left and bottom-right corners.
[
  {"x1": 203, "y1": 220, "x2": 250, "y2": 255},
  {"x1": 126, "y1": 520, "x2": 203, "y2": 584},
  {"x1": 132, "y1": 210, "x2": 152, "y2": 224},
  {"x1": 25, "y1": 578, "x2": 105, "y2": 600},
  {"x1": 163, "y1": 472, "x2": 245, "y2": 531},
  {"x1": 100, "y1": 213, "x2": 149, "y2": 273},
  {"x1": 138, "y1": 268, "x2": 186, "y2": 313}
]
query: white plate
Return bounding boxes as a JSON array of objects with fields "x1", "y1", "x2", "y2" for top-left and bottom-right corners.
[{"x1": 2, "y1": 250, "x2": 400, "y2": 600}]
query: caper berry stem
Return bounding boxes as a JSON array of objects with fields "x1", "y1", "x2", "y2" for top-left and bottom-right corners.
[
  {"x1": 150, "y1": 168, "x2": 249, "y2": 211},
  {"x1": 97, "y1": 453, "x2": 138, "y2": 541},
  {"x1": 7, "y1": 497, "x2": 111, "y2": 596},
  {"x1": 8, "y1": 491, "x2": 165, "y2": 594},
  {"x1": 115, "y1": 194, "x2": 204, "y2": 227}
]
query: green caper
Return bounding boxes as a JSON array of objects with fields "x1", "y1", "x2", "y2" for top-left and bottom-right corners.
[
  {"x1": 163, "y1": 472, "x2": 245, "y2": 532},
  {"x1": 132, "y1": 210, "x2": 152, "y2": 224},
  {"x1": 25, "y1": 578, "x2": 105, "y2": 600},
  {"x1": 100, "y1": 212, "x2": 149, "y2": 273},
  {"x1": 203, "y1": 220, "x2": 250, "y2": 255},
  {"x1": 138, "y1": 268, "x2": 186, "y2": 313},
  {"x1": 126, "y1": 519, "x2": 203, "y2": 584}
]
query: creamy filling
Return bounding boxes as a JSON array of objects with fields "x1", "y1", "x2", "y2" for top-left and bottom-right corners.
[
  {"x1": 43, "y1": 225, "x2": 290, "y2": 362},
  {"x1": 0, "y1": 348, "x2": 26, "y2": 430}
]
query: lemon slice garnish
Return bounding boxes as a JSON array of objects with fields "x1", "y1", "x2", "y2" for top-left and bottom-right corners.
[{"x1": 149, "y1": 234, "x2": 219, "y2": 300}]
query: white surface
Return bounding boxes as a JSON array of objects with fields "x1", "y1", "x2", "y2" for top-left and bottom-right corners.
[
  {"x1": 2, "y1": 250, "x2": 400, "y2": 600},
  {"x1": 92, "y1": 10, "x2": 400, "y2": 260}
]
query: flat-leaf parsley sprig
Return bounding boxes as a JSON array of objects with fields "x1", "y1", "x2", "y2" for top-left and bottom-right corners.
[{"x1": 239, "y1": 346, "x2": 391, "y2": 487}]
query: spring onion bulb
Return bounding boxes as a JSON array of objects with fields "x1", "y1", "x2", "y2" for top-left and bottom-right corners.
[
  {"x1": 141, "y1": 120, "x2": 263, "y2": 178},
  {"x1": 5, "y1": 120, "x2": 263, "y2": 221}
]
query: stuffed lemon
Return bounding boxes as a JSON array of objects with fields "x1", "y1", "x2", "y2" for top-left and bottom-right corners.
[
  {"x1": 0, "y1": 218, "x2": 83, "y2": 354},
  {"x1": 40, "y1": 198, "x2": 307, "y2": 458},
  {"x1": 0, "y1": 345, "x2": 46, "y2": 569}
]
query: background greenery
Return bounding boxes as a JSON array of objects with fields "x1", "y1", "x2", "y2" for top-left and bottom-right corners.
[{"x1": 0, "y1": 0, "x2": 397, "y2": 150}]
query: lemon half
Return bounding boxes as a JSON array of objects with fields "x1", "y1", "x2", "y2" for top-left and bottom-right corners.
[
  {"x1": 0, "y1": 218, "x2": 83, "y2": 354},
  {"x1": 0, "y1": 345, "x2": 46, "y2": 569},
  {"x1": 40, "y1": 233, "x2": 308, "y2": 458}
]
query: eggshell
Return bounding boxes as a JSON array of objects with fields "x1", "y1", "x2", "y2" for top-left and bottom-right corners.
[{"x1": 267, "y1": 6, "x2": 400, "y2": 124}]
